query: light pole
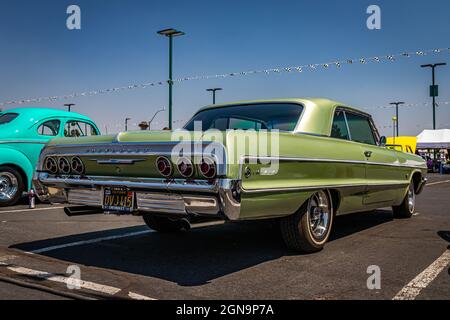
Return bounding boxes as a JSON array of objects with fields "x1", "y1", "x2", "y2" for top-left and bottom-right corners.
[
  {"x1": 392, "y1": 116, "x2": 397, "y2": 144},
  {"x1": 64, "y1": 103, "x2": 75, "y2": 112},
  {"x1": 148, "y1": 107, "x2": 166, "y2": 130},
  {"x1": 421, "y1": 63, "x2": 447, "y2": 130},
  {"x1": 125, "y1": 117, "x2": 131, "y2": 131},
  {"x1": 206, "y1": 88, "x2": 223, "y2": 104},
  {"x1": 389, "y1": 102, "x2": 404, "y2": 136},
  {"x1": 157, "y1": 28, "x2": 185, "y2": 130}
]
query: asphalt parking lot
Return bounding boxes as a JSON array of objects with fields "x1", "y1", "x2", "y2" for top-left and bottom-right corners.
[{"x1": 0, "y1": 174, "x2": 449, "y2": 300}]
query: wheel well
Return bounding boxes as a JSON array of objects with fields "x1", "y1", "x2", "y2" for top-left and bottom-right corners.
[
  {"x1": 412, "y1": 172, "x2": 422, "y2": 194},
  {"x1": 0, "y1": 164, "x2": 28, "y2": 190},
  {"x1": 328, "y1": 189, "x2": 341, "y2": 214}
]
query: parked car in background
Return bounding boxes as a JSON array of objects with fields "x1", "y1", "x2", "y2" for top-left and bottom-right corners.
[
  {"x1": 34, "y1": 98, "x2": 427, "y2": 252},
  {"x1": 0, "y1": 108, "x2": 99, "y2": 206}
]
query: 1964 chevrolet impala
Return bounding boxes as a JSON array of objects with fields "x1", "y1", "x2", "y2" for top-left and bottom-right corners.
[{"x1": 33, "y1": 98, "x2": 427, "y2": 252}]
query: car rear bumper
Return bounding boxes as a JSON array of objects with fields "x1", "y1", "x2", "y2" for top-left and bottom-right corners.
[{"x1": 33, "y1": 172, "x2": 242, "y2": 220}]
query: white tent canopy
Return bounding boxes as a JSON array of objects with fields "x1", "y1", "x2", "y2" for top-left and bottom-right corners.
[{"x1": 417, "y1": 129, "x2": 450, "y2": 149}]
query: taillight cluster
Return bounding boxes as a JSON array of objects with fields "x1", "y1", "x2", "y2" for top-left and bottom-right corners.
[
  {"x1": 156, "y1": 156, "x2": 216, "y2": 179},
  {"x1": 44, "y1": 156, "x2": 85, "y2": 175}
]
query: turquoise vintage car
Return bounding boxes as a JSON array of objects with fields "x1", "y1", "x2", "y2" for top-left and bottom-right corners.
[
  {"x1": 0, "y1": 108, "x2": 99, "y2": 206},
  {"x1": 33, "y1": 98, "x2": 427, "y2": 252}
]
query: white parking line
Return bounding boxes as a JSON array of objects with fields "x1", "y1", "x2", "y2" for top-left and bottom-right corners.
[
  {"x1": 29, "y1": 221, "x2": 225, "y2": 254},
  {"x1": 0, "y1": 206, "x2": 65, "y2": 214},
  {"x1": 6, "y1": 265, "x2": 155, "y2": 300},
  {"x1": 30, "y1": 230, "x2": 152, "y2": 254},
  {"x1": 393, "y1": 249, "x2": 450, "y2": 300},
  {"x1": 427, "y1": 180, "x2": 450, "y2": 186}
]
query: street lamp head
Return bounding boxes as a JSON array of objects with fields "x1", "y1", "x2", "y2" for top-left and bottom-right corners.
[
  {"x1": 421, "y1": 63, "x2": 447, "y2": 68},
  {"x1": 206, "y1": 88, "x2": 223, "y2": 92},
  {"x1": 390, "y1": 102, "x2": 405, "y2": 106},
  {"x1": 157, "y1": 28, "x2": 185, "y2": 37}
]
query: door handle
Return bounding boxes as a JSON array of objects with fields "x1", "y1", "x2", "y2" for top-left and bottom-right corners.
[{"x1": 364, "y1": 151, "x2": 373, "y2": 158}]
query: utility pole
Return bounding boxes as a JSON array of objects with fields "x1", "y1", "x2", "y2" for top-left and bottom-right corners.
[
  {"x1": 157, "y1": 28, "x2": 185, "y2": 130},
  {"x1": 125, "y1": 117, "x2": 131, "y2": 131},
  {"x1": 421, "y1": 63, "x2": 447, "y2": 130},
  {"x1": 64, "y1": 103, "x2": 75, "y2": 112},
  {"x1": 206, "y1": 88, "x2": 223, "y2": 104},
  {"x1": 389, "y1": 102, "x2": 404, "y2": 136}
]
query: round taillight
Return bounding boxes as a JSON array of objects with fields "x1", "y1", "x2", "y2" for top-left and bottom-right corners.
[
  {"x1": 44, "y1": 157, "x2": 58, "y2": 174},
  {"x1": 199, "y1": 158, "x2": 216, "y2": 179},
  {"x1": 156, "y1": 156, "x2": 173, "y2": 177},
  {"x1": 177, "y1": 157, "x2": 194, "y2": 178},
  {"x1": 71, "y1": 157, "x2": 85, "y2": 175},
  {"x1": 58, "y1": 157, "x2": 71, "y2": 174}
]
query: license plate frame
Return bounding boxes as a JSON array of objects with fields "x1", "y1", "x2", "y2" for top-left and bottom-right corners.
[{"x1": 102, "y1": 187, "x2": 136, "y2": 213}]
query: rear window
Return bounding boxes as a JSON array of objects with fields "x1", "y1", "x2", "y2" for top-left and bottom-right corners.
[
  {"x1": 184, "y1": 103, "x2": 303, "y2": 131},
  {"x1": 0, "y1": 113, "x2": 19, "y2": 125}
]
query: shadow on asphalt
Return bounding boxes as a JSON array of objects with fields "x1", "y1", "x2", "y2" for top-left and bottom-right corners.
[{"x1": 12, "y1": 210, "x2": 393, "y2": 286}]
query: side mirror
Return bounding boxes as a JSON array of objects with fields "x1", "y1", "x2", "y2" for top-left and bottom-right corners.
[{"x1": 379, "y1": 136, "x2": 387, "y2": 147}]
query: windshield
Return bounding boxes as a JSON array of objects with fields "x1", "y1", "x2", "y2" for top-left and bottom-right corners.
[
  {"x1": 0, "y1": 113, "x2": 19, "y2": 125},
  {"x1": 184, "y1": 103, "x2": 303, "y2": 131}
]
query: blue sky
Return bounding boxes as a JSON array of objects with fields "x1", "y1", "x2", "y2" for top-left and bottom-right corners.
[{"x1": 0, "y1": 0, "x2": 449, "y2": 135}]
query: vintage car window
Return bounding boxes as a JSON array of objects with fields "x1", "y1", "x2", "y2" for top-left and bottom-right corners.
[
  {"x1": 184, "y1": 103, "x2": 303, "y2": 131},
  {"x1": 330, "y1": 110, "x2": 350, "y2": 140},
  {"x1": 0, "y1": 113, "x2": 19, "y2": 125},
  {"x1": 345, "y1": 113, "x2": 377, "y2": 145},
  {"x1": 64, "y1": 121, "x2": 98, "y2": 137},
  {"x1": 229, "y1": 118, "x2": 264, "y2": 130},
  {"x1": 38, "y1": 120, "x2": 60, "y2": 136}
]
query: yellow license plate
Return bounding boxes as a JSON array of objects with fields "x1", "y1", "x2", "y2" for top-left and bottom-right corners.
[{"x1": 103, "y1": 187, "x2": 135, "y2": 213}]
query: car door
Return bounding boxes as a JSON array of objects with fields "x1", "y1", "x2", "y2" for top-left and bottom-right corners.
[
  {"x1": 344, "y1": 111, "x2": 404, "y2": 205},
  {"x1": 329, "y1": 108, "x2": 367, "y2": 213}
]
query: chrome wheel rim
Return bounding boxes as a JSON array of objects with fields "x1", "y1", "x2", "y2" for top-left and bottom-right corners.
[
  {"x1": 307, "y1": 191, "x2": 331, "y2": 240},
  {"x1": 407, "y1": 183, "x2": 415, "y2": 213},
  {"x1": 0, "y1": 172, "x2": 18, "y2": 201}
]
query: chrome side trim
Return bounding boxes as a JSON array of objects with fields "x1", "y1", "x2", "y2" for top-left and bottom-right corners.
[
  {"x1": 0, "y1": 140, "x2": 47, "y2": 145},
  {"x1": 240, "y1": 182, "x2": 410, "y2": 194},
  {"x1": 237, "y1": 156, "x2": 426, "y2": 180}
]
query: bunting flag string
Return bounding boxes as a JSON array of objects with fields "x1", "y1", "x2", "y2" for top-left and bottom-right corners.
[{"x1": 0, "y1": 47, "x2": 449, "y2": 107}]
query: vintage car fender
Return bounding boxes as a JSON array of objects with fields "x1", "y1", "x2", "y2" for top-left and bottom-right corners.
[{"x1": 0, "y1": 147, "x2": 34, "y2": 190}]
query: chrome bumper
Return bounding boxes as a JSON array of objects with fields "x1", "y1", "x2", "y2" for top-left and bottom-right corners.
[{"x1": 33, "y1": 172, "x2": 241, "y2": 220}]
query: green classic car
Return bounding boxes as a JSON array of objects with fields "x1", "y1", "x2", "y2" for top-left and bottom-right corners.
[
  {"x1": 33, "y1": 98, "x2": 427, "y2": 252},
  {"x1": 0, "y1": 108, "x2": 99, "y2": 206}
]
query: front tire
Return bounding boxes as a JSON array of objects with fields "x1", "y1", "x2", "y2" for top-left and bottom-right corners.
[
  {"x1": 0, "y1": 166, "x2": 24, "y2": 207},
  {"x1": 280, "y1": 190, "x2": 334, "y2": 253},
  {"x1": 142, "y1": 214, "x2": 185, "y2": 233},
  {"x1": 393, "y1": 182, "x2": 415, "y2": 219}
]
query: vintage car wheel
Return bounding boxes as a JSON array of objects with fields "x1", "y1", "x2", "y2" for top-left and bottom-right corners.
[
  {"x1": 392, "y1": 182, "x2": 415, "y2": 219},
  {"x1": 142, "y1": 214, "x2": 185, "y2": 233},
  {"x1": 280, "y1": 190, "x2": 334, "y2": 253},
  {"x1": 0, "y1": 166, "x2": 24, "y2": 207}
]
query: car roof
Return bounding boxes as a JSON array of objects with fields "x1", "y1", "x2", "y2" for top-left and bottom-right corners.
[
  {"x1": 198, "y1": 97, "x2": 367, "y2": 115},
  {"x1": 0, "y1": 107, "x2": 94, "y2": 122},
  {"x1": 193, "y1": 98, "x2": 371, "y2": 136}
]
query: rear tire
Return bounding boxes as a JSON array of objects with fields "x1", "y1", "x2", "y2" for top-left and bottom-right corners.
[
  {"x1": 142, "y1": 214, "x2": 185, "y2": 233},
  {"x1": 280, "y1": 190, "x2": 334, "y2": 253},
  {"x1": 393, "y1": 182, "x2": 415, "y2": 219},
  {"x1": 0, "y1": 166, "x2": 24, "y2": 207}
]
